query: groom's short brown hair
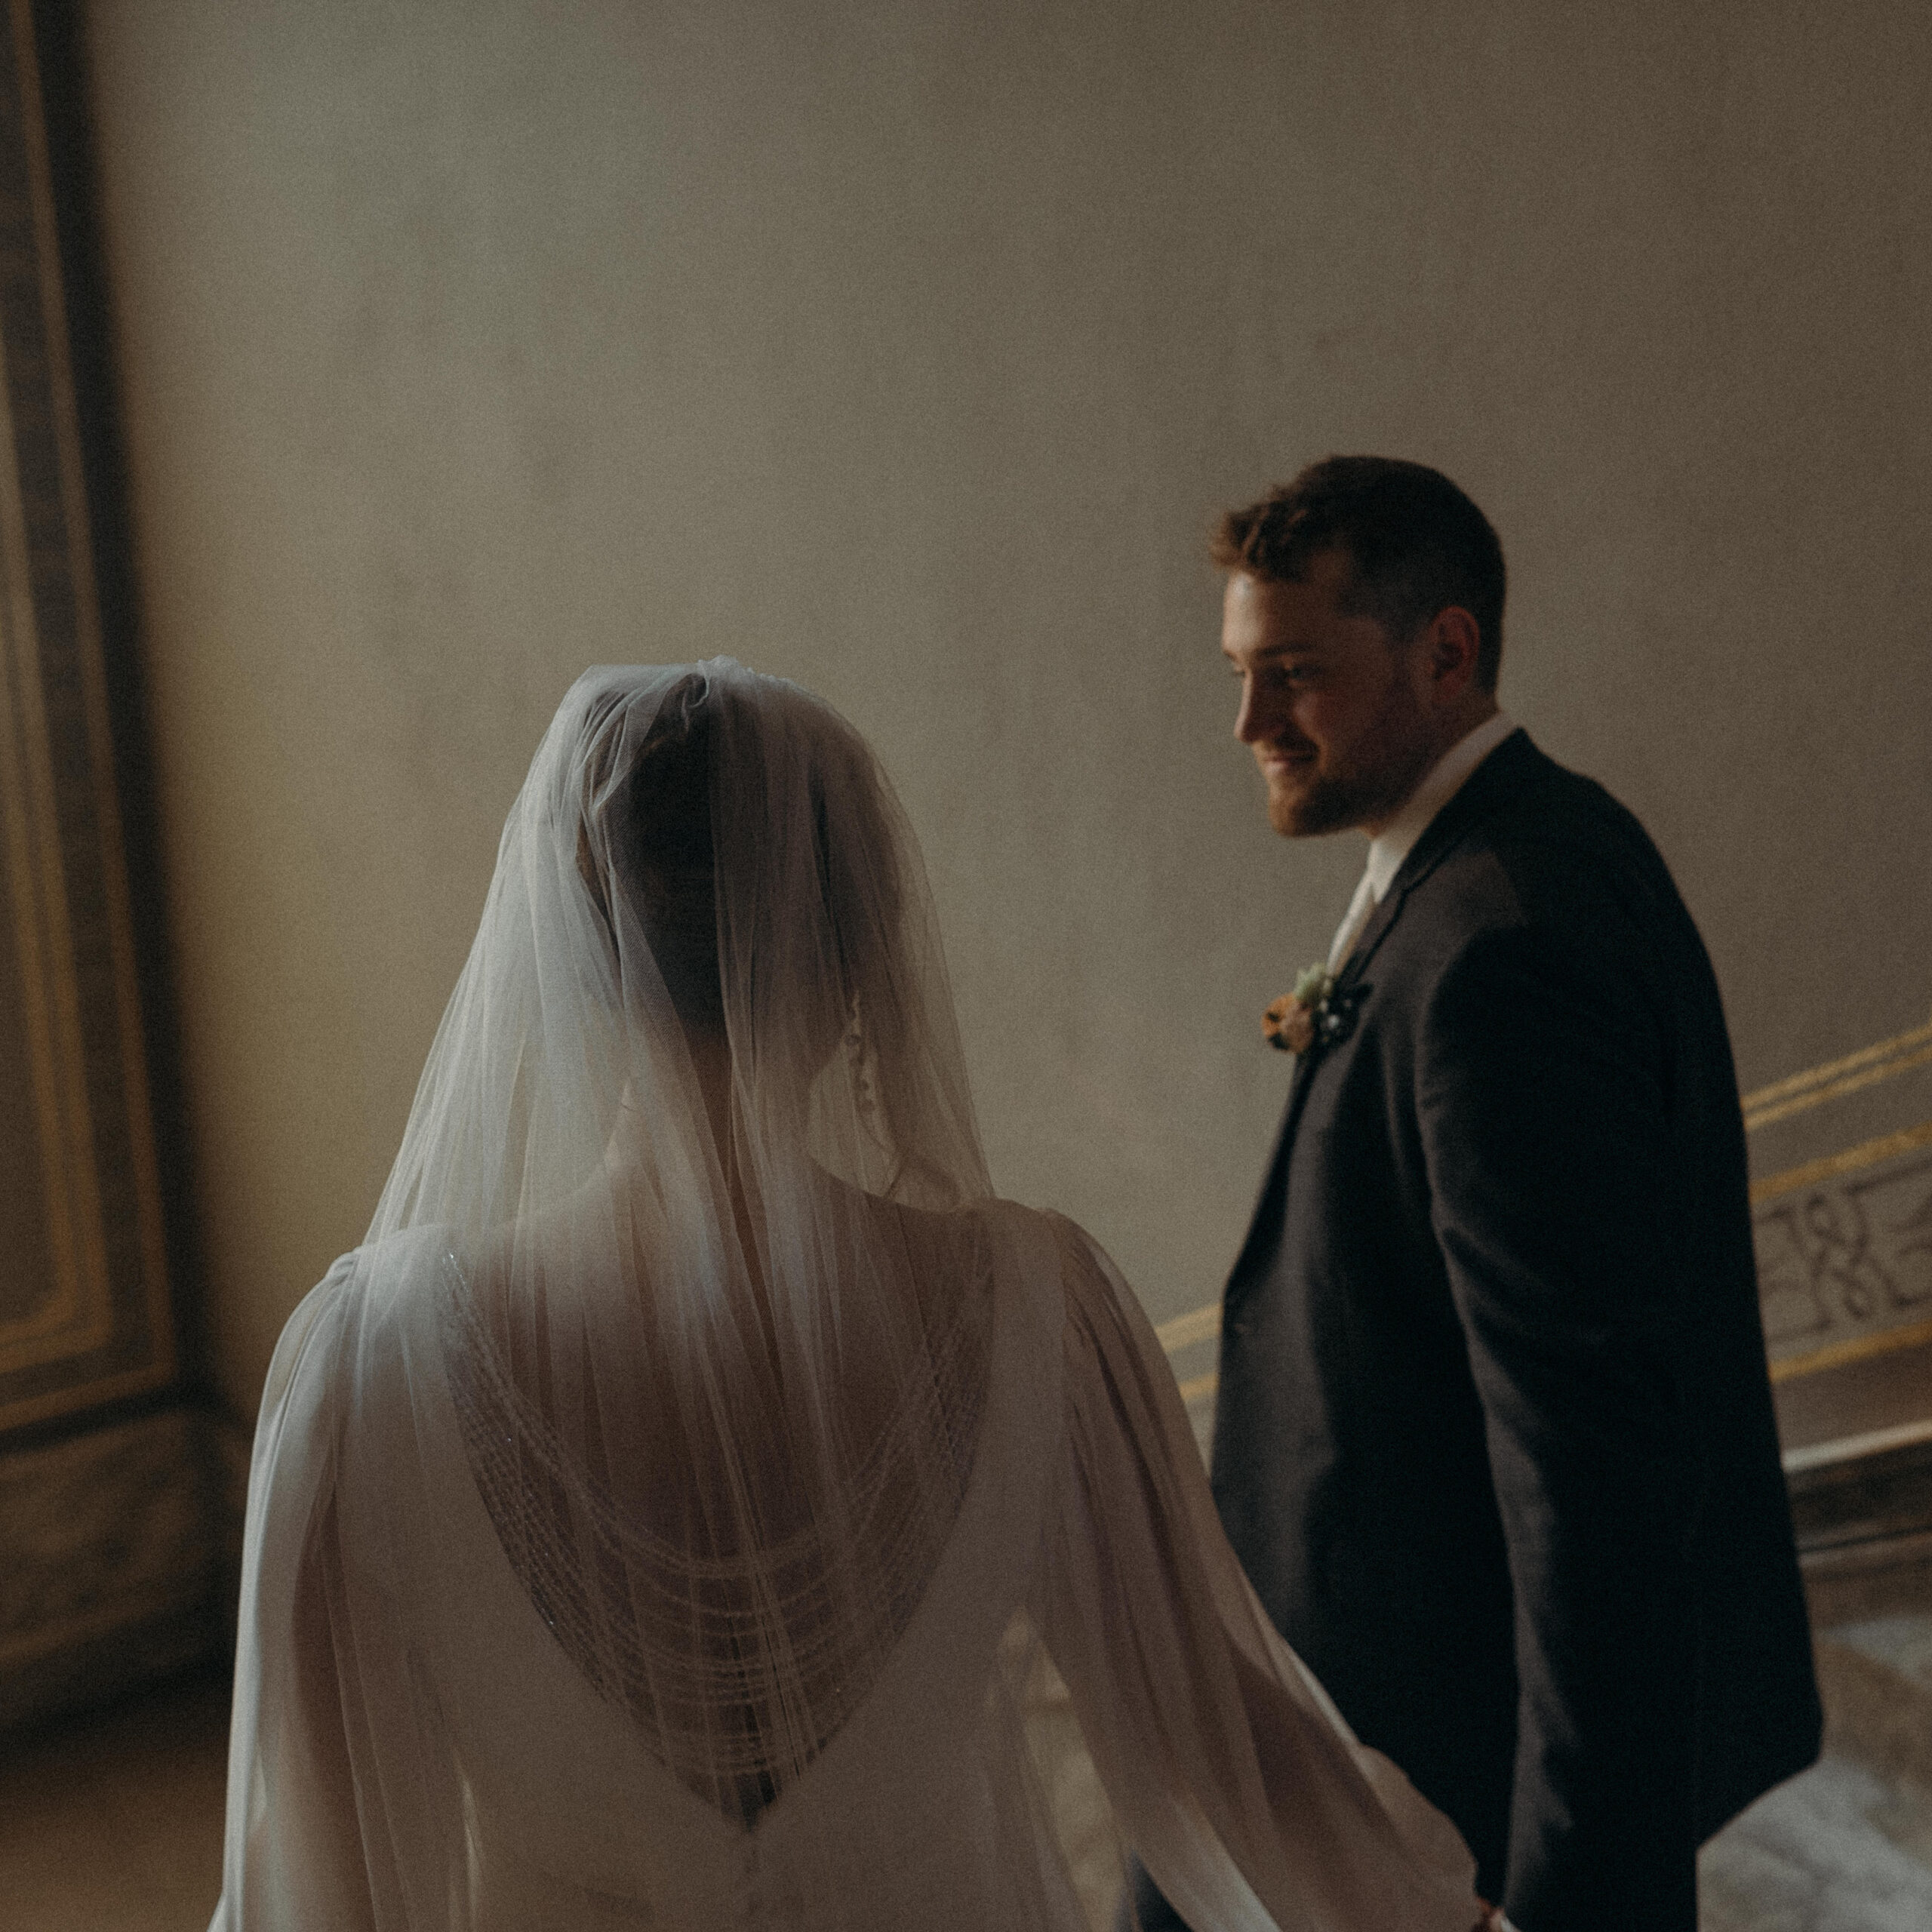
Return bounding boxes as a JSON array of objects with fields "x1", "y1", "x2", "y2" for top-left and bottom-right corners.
[{"x1": 1211, "y1": 457, "x2": 1506, "y2": 690}]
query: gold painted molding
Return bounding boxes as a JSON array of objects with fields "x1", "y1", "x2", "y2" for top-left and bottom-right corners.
[
  {"x1": 1741, "y1": 1009, "x2": 1932, "y2": 1120},
  {"x1": 1155, "y1": 1303, "x2": 1220, "y2": 1354},
  {"x1": 1769, "y1": 1316, "x2": 1932, "y2": 1388},
  {"x1": 1742, "y1": 1014, "x2": 1932, "y2": 1133},
  {"x1": 1750, "y1": 1118, "x2": 1932, "y2": 1208},
  {"x1": 0, "y1": 0, "x2": 171, "y2": 1432},
  {"x1": 0, "y1": 104, "x2": 110, "y2": 1375}
]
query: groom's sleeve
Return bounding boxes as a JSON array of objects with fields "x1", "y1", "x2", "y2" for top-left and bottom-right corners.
[{"x1": 1417, "y1": 906, "x2": 1702, "y2": 1932}]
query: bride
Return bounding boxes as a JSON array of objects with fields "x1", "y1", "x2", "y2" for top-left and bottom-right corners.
[{"x1": 210, "y1": 661, "x2": 1487, "y2": 1931}]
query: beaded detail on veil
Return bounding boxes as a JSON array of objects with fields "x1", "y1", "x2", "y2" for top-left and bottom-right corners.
[{"x1": 437, "y1": 1223, "x2": 993, "y2": 1823}]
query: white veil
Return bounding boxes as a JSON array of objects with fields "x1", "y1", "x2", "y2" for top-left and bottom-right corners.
[{"x1": 373, "y1": 660, "x2": 996, "y2": 1820}]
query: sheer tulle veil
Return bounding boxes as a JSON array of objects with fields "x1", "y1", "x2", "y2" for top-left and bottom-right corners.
[
  {"x1": 374, "y1": 658, "x2": 989, "y2": 1240},
  {"x1": 361, "y1": 660, "x2": 1003, "y2": 1817}
]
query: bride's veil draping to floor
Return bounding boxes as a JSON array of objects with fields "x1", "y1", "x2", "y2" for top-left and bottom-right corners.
[{"x1": 212, "y1": 661, "x2": 1480, "y2": 1932}]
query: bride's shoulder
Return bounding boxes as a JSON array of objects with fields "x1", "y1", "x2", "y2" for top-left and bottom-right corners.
[
  {"x1": 260, "y1": 1227, "x2": 456, "y2": 1406},
  {"x1": 1029, "y1": 1208, "x2": 1122, "y2": 1292},
  {"x1": 928, "y1": 1198, "x2": 1114, "y2": 1282},
  {"x1": 296, "y1": 1226, "x2": 455, "y2": 1324},
  {"x1": 963, "y1": 1203, "x2": 1140, "y2": 1352},
  {"x1": 1020, "y1": 1211, "x2": 1171, "y2": 1366},
  {"x1": 934, "y1": 1195, "x2": 1088, "y2": 1281}
]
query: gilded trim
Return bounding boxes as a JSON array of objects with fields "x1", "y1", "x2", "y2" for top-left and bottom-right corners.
[
  {"x1": 1749, "y1": 1118, "x2": 1932, "y2": 1208},
  {"x1": 1155, "y1": 1303, "x2": 1219, "y2": 1354},
  {"x1": 11, "y1": 0, "x2": 171, "y2": 1381},
  {"x1": 1769, "y1": 1315, "x2": 1932, "y2": 1387},
  {"x1": 1741, "y1": 1011, "x2": 1932, "y2": 1119},
  {"x1": 0, "y1": 0, "x2": 173, "y2": 1428},
  {"x1": 0, "y1": 186, "x2": 112, "y2": 1370},
  {"x1": 1743, "y1": 1031, "x2": 1932, "y2": 1133}
]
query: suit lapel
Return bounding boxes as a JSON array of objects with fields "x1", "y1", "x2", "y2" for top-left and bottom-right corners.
[
  {"x1": 1333, "y1": 727, "x2": 1537, "y2": 994},
  {"x1": 1226, "y1": 731, "x2": 1541, "y2": 1302}
]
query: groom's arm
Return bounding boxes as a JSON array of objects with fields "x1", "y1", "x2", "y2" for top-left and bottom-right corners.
[{"x1": 1417, "y1": 904, "x2": 1702, "y2": 1932}]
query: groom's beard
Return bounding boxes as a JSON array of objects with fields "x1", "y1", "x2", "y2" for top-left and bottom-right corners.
[
  {"x1": 1264, "y1": 725, "x2": 1438, "y2": 839},
  {"x1": 1268, "y1": 764, "x2": 1392, "y2": 837}
]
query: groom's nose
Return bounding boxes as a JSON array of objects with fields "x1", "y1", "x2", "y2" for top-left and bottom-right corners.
[{"x1": 1235, "y1": 680, "x2": 1284, "y2": 746}]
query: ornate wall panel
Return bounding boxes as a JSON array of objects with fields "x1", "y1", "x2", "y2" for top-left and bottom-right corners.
[
  {"x1": 1749, "y1": 1013, "x2": 1932, "y2": 1617},
  {"x1": 0, "y1": 0, "x2": 169, "y2": 1434},
  {"x1": 0, "y1": 0, "x2": 223, "y2": 1733},
  {"x1": 1749, "y1": 1015, "x2": 1932, "y2": 1458}
]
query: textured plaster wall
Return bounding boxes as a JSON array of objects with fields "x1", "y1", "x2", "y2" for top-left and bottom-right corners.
[{"x1": 82, "y1": 1, "x2": 1932, "y2": 1420}]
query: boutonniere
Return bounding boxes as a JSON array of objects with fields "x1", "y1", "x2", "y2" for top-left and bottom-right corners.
[{"x1": 1263, "y1": 962, "x2": 1361, "y2": 1056}]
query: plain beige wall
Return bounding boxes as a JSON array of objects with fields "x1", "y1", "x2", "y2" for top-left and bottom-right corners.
[{"x1": 84, "y1": 0, "x2": 1932, "y2": 1421}]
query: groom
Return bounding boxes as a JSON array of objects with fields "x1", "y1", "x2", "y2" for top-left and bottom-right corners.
[{"x1": 1131, "y1": 459, "x2": 1820, "y2": 1931}]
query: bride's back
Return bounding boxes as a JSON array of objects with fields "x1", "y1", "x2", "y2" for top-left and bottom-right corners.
[{"x1": 449, "y1": 1184, "x2": 995, "y2": 1823}]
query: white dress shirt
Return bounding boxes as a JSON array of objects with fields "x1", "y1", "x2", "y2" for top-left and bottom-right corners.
[{"x1": 1325, "y1": 710, "x2": 1518, "y2": 974}]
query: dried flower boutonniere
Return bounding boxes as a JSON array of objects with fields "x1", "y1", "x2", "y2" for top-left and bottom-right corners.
[{"x1": 1263, "y1": 961, "x2": 1361, "y2": 1056}]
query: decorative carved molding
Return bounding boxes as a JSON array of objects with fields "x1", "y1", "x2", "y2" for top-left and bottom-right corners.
[
  {"x1": 1751, "y1": 1017, "x2": 1932, "y2": 1461},
  {"x1": 1756, "y1": 1138, "x2": 1932, "y2": 1373},
  {"x1": 0, "y1": 0, "x2": 224, "y2": 1737},
  {"x1": 0, "y1": 0, "x2": 171, "y2": 1435}
]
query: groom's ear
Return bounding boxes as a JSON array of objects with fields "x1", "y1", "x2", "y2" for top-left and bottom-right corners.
[{"x1": 1416, "y1": 604, "x2": 1484, "y2": 707}]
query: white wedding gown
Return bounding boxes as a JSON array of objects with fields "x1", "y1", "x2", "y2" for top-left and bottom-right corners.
[{"x1": 208, "y1": 663, "x2": 1479, "y2": 1931}]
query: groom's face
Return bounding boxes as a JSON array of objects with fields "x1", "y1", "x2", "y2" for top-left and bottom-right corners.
[{"x1": 1222, "y1": 550, "x2": 1438, "y2": 838}]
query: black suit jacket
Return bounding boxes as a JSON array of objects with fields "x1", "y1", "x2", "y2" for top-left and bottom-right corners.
[{"x1": 1211, "y1": 731, "x2": 1820, "y2": 1931}]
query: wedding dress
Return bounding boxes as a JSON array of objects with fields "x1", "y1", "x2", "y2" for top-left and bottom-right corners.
[{"x1": 209, "y1": 662, "x2": 1480, "y2": 1932}]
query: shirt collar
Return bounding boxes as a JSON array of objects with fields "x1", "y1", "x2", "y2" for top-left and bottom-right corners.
[{"x1": 1364, "y1": 709, "x2": 1517, "y2": 903}]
